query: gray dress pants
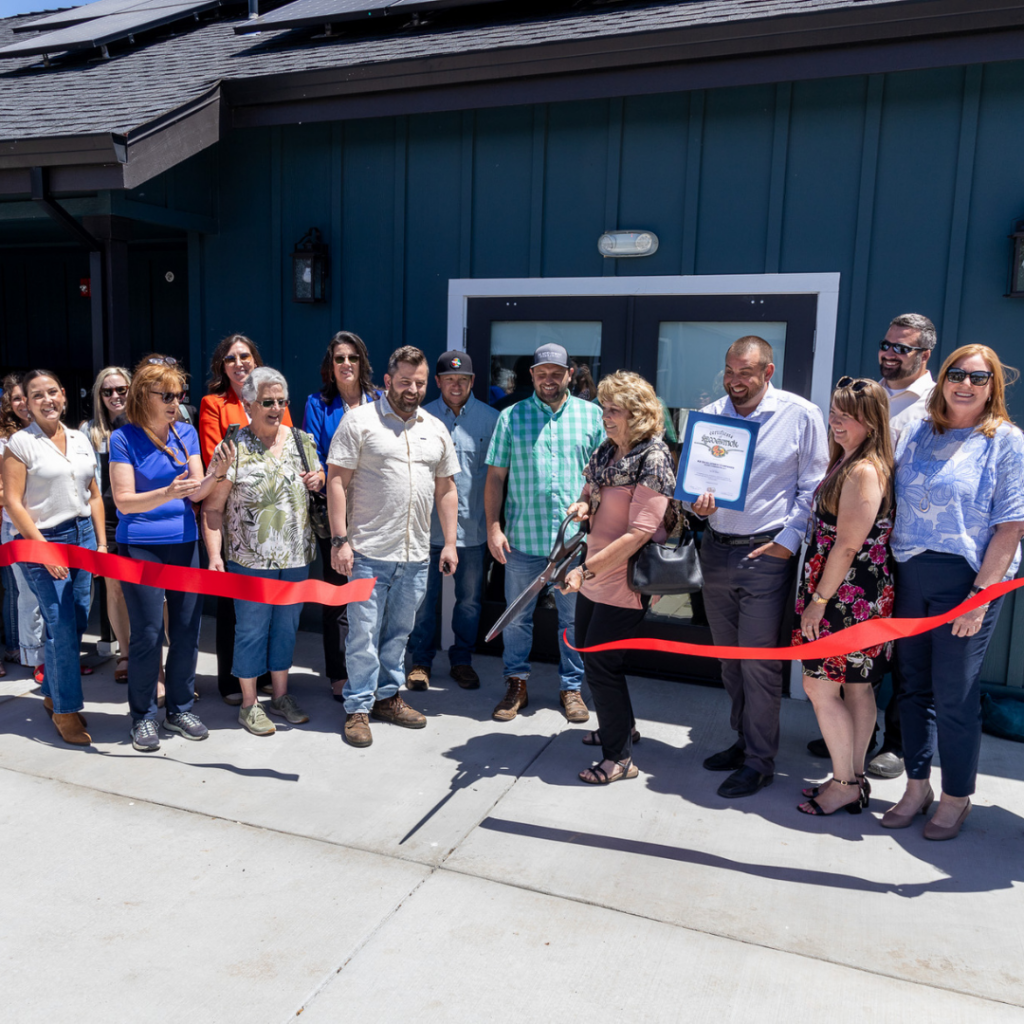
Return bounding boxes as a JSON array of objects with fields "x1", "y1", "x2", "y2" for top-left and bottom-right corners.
[{"x1": 700, "y1": 531, "x2": 797, "y2": 775}]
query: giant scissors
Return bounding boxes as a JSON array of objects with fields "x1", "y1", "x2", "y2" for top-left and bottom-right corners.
[{"x1": 485, "y1": 513, "x2": 588, "y2": 643}]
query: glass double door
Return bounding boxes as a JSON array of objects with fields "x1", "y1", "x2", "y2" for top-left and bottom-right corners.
[{"x1": 466, "y1": 292, "x2": 818, "y2": 683}]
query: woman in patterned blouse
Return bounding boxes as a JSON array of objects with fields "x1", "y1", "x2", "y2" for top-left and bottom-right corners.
[
  {"x1": 202, "y1": 367, "x2": 324, "y2": 737},
  {"x1": 884, "y1": 345, "x2": 1024, "y2": 840}
]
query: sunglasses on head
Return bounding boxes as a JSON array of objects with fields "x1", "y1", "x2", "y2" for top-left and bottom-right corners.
[
  {"x1": 946, "y1": 368, "x2": 994, "y2": 387},
  {"x1": 879, "y1": 340, "x2": 928, "y2": 357},
  {"x1": 101, "y1": 385, "x2": 128, "y2": 398},
  {"x1": 334, "y1": 354, "x2": 359, "y2": 364},
  {"x1": 258, "y1": 398, "x2": 290, "y2": 409},
  {"x1": 224, "y1": 353, "x2": 254, "y2": 365},
  {"x1": 835, "y1": 376, "x2": 871, "y2": 393},
  {"x1": 147, "y1": 356, "x2": 177, "y2": 366},
  {"x1": 150, "y1": 390, "x2": 184, "y2": 404}
]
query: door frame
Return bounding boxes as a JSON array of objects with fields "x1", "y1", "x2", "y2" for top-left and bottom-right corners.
[{"x1": 447, "y1": 273, "x2": 840, "y2": 416}]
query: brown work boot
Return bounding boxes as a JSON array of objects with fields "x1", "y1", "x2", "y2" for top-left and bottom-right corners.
[
  {"x1": 405, "y1": 665, "x2": 431, "y2": 691},
  {"x1": 52, "y1": 712, "x2": 92, "y2": 746},
  {"x1": 560, "y1": 690, "x2": 590, "y2": 723},
  {"x1": 371, "y1": 694, "x2": 427, "y2": 729},
  {"x1": 449, "y1": 664, "x2": 480, "y2": 689},
  {"x1": 43, "y1": 696, "x2": 88, "y2": 727},
  {"x1": 493, "y1": 677, "x2": 528, "y2": 722},
  {"x1": 344, "y1": 712, "x2": 373, "y2": 747}
]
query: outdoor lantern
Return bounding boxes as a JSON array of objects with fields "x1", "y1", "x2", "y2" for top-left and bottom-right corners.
[
  {"x1": 1008, "y1": 219, "x2": 1024, "y2": 297},
  {"x1": 291, "y1": 227, "x2": 328, "y2": 303},
  {"x1": 598, "y1": 229, "x2": 659, "y2": 258}
]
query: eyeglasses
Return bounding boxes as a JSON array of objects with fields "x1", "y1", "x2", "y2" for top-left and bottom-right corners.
[
  {"x1": 334, "y1": 354, "x2": 359, "y2": 364},
  {"x1": 150, "y1": 390, "x2": 184, "y2": 404},
  {"x1": 147, "y1": 356, "x2": 177, "y2": 366},
  {"x1": 879, "y1": 340, "x2": 928, "y2": 357},
  {"x1": 224, "y1": 353, "x2": 254, "y2": 365},
  {"x1": 101, "y1": 385, "x2": 128, "y2": 398},
  {"x1": 945, "y1": 368, "x2": 994, "y2": 387},
  {"x1": 835, "y1": 376, "x2": 871, "y2": 393},
  {"x1": 258, "y1": 398, "x2": 290, "y2": 409}
]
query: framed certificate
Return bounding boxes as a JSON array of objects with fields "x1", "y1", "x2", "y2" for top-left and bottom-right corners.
[{"x1": 675, "y1": 412, "x2": 760, "y2": 511}]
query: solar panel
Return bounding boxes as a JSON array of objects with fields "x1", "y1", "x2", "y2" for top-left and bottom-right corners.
[
  {"x1": 0, "y1": 0, "x2": 223, "y2": 57},
  {"x1": 14, "y1": 0, "x2": 159, "y2": 34},
  {"x1": 236, "y1": 0, "x2": 504, "y2": 35}
]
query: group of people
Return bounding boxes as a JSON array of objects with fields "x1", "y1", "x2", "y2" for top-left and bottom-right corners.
[{"x1": 0, "y1": 313, "x2": 1020, "y2": 843}]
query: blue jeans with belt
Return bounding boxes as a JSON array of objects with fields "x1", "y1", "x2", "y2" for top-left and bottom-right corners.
[
  {"x1": 228, "y1": 561, "x2": 309, "y2": 678},
  {"x1": 120, "y1": 541, "x2": 202, "y2": 723},
  {"x1": 895, "y1": 551, "x2": 1004, "y2": 798},
  {"x1": 19, "y1": 516, "x2": 95, "y2": 714}
]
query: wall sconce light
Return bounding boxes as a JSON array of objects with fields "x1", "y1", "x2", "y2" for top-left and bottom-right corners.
[
  {"x1": 292, "y1": 227, "x2": 328, "y2": 303},
  {"x1": 598, "y1": 229, "x2": 659, "y2": 258},
  {"x1": 1007, "y1": 219, "x2": 1024, "y2": 297}
]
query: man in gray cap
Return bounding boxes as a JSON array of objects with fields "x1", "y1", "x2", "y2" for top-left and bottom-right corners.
[
  {"x1": 484, "y1": 343, "x2": 605, "y2": 722},
  {"x1": 407, "y1": 351, "x2": 500, "y2": 691}
]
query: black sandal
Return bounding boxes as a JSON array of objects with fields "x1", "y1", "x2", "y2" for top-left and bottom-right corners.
[
  {"x1": 797, "y1": 778, "x2": 862, "y2": 815},
  {"x1": 582, "y1": 728, "x2": 641, "y2": 747},
  {"x1": 802, "y1": 772, "x2": 871, "y2": 801},
  {"x1": 578, "y1": 758, "x2": 639, "y2": 785}
]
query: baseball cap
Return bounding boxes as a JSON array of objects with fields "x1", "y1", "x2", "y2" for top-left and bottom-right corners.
[
  {"x1": 436, "y1": 351, "x2": 474, "y2": 376},
  {"x1": 531, "y1": 343, "x2": 569, "y2": 369}
]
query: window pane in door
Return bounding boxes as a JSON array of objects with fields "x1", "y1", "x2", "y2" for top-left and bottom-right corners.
[
  {"x1": 650, "y1": 320, "x2": 787, "y2": 625},
  {"x1": 490, "y1": 321, "x2": 602, "y2": 401}
]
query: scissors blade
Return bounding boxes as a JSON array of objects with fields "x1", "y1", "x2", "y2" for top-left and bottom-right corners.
[{"x1": 485, "y1": 572, "x2": 551, "y2": 643}]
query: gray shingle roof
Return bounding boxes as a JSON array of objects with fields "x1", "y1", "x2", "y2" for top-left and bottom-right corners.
[{"x1": 0, "y1": 0, "x2": 924, "y2": 140}]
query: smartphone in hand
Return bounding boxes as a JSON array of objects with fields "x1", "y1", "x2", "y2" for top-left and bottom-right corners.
[{"x1": 224, "y1": 424, "x2": 241, "y2": 444}]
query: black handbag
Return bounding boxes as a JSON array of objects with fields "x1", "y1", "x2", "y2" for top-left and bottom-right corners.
[
  {"x1": 626, "y1": 525, "x2": 703, "y2": 596},
  {"x1": 291, "y1": 428, "x2": 331, "y2": 540}
]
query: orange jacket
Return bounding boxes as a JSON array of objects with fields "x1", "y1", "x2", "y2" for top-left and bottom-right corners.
[{"x1": 198, "y1": 390, "x2": 293, "y2": 466}]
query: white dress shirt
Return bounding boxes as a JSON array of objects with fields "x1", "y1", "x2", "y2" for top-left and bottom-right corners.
[
  {"x1": 695, "y1": 383, "x2": 828, "y2": 554},
  {"x1": 880, "y1": 371, "x2": 934, "y2": 445}
]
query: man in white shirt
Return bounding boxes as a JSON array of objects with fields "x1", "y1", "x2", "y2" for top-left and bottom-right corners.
[
  {"x1": 878, "y1": 312, "x2": 936, "y2": 445},
  {"x1": 693, "y1": 337, "x2": 828, "y2": 798},
  {"x1": 327, "y1": 346, "x2": 460, "y2": 748}
]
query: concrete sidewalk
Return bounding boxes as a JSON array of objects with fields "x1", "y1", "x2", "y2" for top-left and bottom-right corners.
[{"x1": 2, "y1": 620, "x2": 1023, "y2": 1023}]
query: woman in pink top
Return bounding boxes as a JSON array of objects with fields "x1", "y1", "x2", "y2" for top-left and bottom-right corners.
[{"x1": 561, "y1": 371, "x2": 677, "y2": 785}]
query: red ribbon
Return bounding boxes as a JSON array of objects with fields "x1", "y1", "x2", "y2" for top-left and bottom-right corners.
[
  {"x1": 0, "y1": 540, "x2": 374, "y2": 607},
  {"x1": 567, "y1": 577, "x2": 1024, "y2": 660}
]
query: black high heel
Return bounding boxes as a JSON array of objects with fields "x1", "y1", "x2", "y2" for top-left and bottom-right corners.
[
  {"x1": 798, "y1": 778, "x2": 863, "y2": 816},
  {"x1": 802, "y1": 772, "x2": 872, "y2": 804}
]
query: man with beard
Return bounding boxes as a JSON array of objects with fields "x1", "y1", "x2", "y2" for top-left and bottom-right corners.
[
  {"x1": 485, "y1": 344, "x2": 605, "y2": 723},
  {"x1": 693, "y1": 336, "x2": 828, "y2": 798},
  {"x1": 327, "y1": 346, "x2": 460, "y2": 748},
  {"x1": 878, "y1": 312, "x2": 936, "y2": 445}
]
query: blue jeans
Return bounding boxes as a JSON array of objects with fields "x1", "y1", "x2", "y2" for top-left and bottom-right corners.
[
  {"x1": 1, "y1": 561, "x2": 18, "y2": 654},
  {"x1": 408, "y1": 543, "x2": 486, "y2": 668},
  {"x1": 344, "y1": 553, "x2": 429, "y2": 714},
  {"x1": 2, "y1": 518, "x2": 44, "y2": 666},
  {"x1": 19, "y1": 517, "x2": 95, "y2": 715},
  {"x1": 501, "y1": 545, "x2": 583, "y2": 691},
  {"x1": 120, "y1": 541, "x2": 202, "y2": 723},
  {"x1": 229, "y1": 561, "x2": 309, "y2": 678}
]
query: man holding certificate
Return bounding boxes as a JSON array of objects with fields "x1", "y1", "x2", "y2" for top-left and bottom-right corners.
[{"x1": 686, "y1": 336, "x2": 827, "y2": 799}]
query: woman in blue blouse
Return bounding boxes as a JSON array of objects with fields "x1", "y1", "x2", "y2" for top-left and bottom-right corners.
[
  {"x1": 302, "y1": 331, "x2": 380, "y2": 701},
  {"x1": 885, "y1": 345, "x2": 1024, "y2": 839},
  {"x1": 110, "y1": 360, "x2": 229, "y2": 752}
]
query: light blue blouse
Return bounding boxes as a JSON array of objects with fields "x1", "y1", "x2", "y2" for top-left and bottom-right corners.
[{"x1": 892, "y1": 418, "x2": 1024, "y2": 577}]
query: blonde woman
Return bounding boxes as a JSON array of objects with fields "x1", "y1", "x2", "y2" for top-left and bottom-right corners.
[
  {"x1": 792, "y1": 377, "x2": 894, "y2": 816},
  {"x1": 81, "y1": 366, "x2": 132, "y2": 681}
]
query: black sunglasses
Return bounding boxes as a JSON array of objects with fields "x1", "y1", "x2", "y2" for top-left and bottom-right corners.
[
  {"x1": 946, "y1": 368, "x2": 994, "y2": 387},
  {"x1": 150, "y1": 390, "x2": 184, "y2": 404},
  {"x1": 224, "y1": 353, "x2": 254, "y2": 365},
  {"x1": 101, "y1": 385, "x2": 128, "y2": 398},
  {"x1": 879, "y1": 340, "x2": 928, "y2": 357},
  {"x1": 835, "y1": 376, "x2": 871, "y2": 393},
  {"x1": 334, "y1": 354, "x2": 359, "y2": 364},
  {"x1": 258, "y1": 398, "x2": 290, "y2": 408}
]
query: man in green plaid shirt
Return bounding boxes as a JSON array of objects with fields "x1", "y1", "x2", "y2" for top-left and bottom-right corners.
[{"x1": 485, "y1": 344, "x2": 605, "y2": 723}]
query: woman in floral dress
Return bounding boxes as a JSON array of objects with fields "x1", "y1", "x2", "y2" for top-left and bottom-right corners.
[
  {"x1": 792, "y1": 377, "x2": 895, "y2": 816},
  {"x1": 202, "y1": 367, "x2": 323, "y2": 736}
]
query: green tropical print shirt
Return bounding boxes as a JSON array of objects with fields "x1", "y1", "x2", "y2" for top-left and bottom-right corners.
[{"x1": 225, "y1": 426, "x2": 321, "y2": 569}]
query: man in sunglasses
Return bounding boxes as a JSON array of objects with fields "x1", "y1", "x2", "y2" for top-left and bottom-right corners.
[{"x1": 878, "y1": 313, "x2": 936, "y2": 444}]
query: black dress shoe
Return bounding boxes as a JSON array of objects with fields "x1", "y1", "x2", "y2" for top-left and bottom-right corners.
[
  {"x1": 717, "y1": 765, "x2": 774, "y2": 798},
  {"x1": 703, "y1": 744, "x2": 746, "y2": 772}
]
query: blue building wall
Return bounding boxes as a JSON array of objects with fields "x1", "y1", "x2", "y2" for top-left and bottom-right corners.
[{"x1": 186, "y1": 61, "x2": 1024, "y2": 685}]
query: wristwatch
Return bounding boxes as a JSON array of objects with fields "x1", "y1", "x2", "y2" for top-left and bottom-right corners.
[
  {"x1": 579, "y1": 562, "x2": 596, "y2": 581},
  {"x1": 810, "y1": 591, "x2": 829, "y2": 606},
  {"x1": 331, "y1": 535, "x2": 349, "y2": 548}
]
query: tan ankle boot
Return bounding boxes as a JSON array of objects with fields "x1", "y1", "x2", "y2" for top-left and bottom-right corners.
[
  {"x1": 52, "y1": 712, "x2": 92, "y2": 746},
  {"x1": 43, "y1": 696, "x2": 87, "y2": 727}
]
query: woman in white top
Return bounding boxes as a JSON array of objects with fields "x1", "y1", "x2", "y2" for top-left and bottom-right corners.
[
  {"x1": 81, "y1": 365, "x2": 132, "y2": 682},
  {"x1": 1, "y1": 369, "x2": 105, "y2": 746}
]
